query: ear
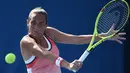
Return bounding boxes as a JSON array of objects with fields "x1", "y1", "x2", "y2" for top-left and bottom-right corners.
[{"x1": 27, "y1": 18, "x2": 30, "y2": 26}]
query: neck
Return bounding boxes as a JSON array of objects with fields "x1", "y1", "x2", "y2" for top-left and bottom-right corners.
[{"x1": 28, "y1": 32, "x2": 44, "y2": 43}]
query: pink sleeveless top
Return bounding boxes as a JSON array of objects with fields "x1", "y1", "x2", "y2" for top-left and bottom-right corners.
[{"x1": 25, "y1": 35, "x2": 61, "y2": 73}]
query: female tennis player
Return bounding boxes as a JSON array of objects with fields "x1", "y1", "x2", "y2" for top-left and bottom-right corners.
[{"x1": 20, "y1": 7, "x2": 126, "y2": 73}]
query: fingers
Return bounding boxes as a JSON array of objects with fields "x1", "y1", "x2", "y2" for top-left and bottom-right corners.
[
  {"x1": 118, "y1": 37, "x2": 126, "y2": 40},
  {"x1": 107, "y1": 24, "x2": 117, "y2": 35},
  {"x1": 115, "y1": 39, "x2": 123, "y2": 44},
  {"x1": 70, "y1": 60, "x2": 83, "y2": 71},
  {"x1": 73, "y1": 60, "x2": 82, "y2": 68},
  {"x1": 112, "y1": 23, "x2": 116, "y2": 29},
  {"x1": 118, "y1": 32, "x2": 126, "y2": 36},
  {"x1": 112, "y1": 32, "x2": 126, "y2": 44},
  {"x1": 117, "y1": 32, "x2": 126, "y2": 40}
]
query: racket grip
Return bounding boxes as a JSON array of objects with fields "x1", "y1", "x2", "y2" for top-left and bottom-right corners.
[
  {"x1": 79, "y1": 50, "x2": 89, "y2": 61},
  {"x1": 72, "y1": 70, "x2": 77, "y2": 73},
  {"x1": 72, "y1": 51, "x2": 89, "y2": 72}
]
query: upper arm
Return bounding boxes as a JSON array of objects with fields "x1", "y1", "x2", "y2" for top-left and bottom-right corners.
[{"x1": 20, "y1": 37, "x2": 47, "y2": 58}]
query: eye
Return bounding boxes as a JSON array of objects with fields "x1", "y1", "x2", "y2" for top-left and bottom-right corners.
[
  {"x1": 31, "y1": 20, "x2": 36, "y2": 25},
  {"x1": 39, "y1": 21, "x2": 46, "y2": 25},
  {"x1": 39, "y1": 21, "x2": 43, "y2": 24}
]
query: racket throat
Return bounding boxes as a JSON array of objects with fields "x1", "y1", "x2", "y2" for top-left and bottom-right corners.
[{"x1": 88, "y1": 38, "x2": 106, "y2": 51}]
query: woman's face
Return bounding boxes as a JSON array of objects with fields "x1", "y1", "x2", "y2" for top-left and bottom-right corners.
[{"x1": 27, "y1": 13, "x2": 48, "y2": 35}]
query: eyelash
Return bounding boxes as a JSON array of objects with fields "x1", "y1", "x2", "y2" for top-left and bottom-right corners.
[{"x1": 31, "y1": 20, "x2": 46, "y2": 25}]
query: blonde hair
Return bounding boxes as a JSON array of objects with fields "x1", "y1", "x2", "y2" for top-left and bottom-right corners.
[{"x1": 28, "y1": 7, "x2": 48, "y2": 23}]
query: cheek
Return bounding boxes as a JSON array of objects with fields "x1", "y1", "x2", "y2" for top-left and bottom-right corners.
[
  {"x1": 43, "y1": 24, "x2": 48, "y2": 28},
  {"x1": 42, "y1": 26, "x2": 47, "y2": 29},
  {"x1": 37, "y1": 24, "x2": 44, "y2": 28},
  {"x1": 28, "y1": 25, "x2": 35, "y2": 30}
]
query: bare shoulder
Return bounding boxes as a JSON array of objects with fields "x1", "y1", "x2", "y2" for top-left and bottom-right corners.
[
  {"x1": 20, "y1": 36, "x2": 35, "y2": 60},
  {"x1": 46, "y1": 26, "x2": 57, "y2": 32},
  {"x1": 20, "y1": 36, "x2": 32, "y2": 44},
  {"x1": 20, "y1": 35, "x2": 35, "y2": 49},
  {"x1": 45, "y1": 26, "x2": 69, "y2": 42},
  {"x1": 45, "y1": 27, "x2": 58, "y2": 39}
]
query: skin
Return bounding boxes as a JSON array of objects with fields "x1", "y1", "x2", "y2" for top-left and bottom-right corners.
[{"x1": 20, "y1": 11, "x2": 126, "y2": 71}]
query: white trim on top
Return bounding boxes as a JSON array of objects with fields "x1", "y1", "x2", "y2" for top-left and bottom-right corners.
[
  {"x1": 25, "y1": 56, "x2": 36, "y2": 64},
  {"x1": 43, "y1": 35, "x2": 51, "y2": 51},
  {"x1": 24, "y1": 35, "x2": 51, "y2": 64},
  {"x1": 27, "y1": 68, "x2": 32, "y2": 73}
]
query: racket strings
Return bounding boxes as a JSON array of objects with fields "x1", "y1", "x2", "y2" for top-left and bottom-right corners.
[
  {"x1": 117, "y1": 2, "x2": 128, "y2": 29},
  {"x1": 97, "y1": 1, "x2": 129, "y2": 33},
  {"x1": 118, "y1": 8, "x2": 128, "y2": 29},
  {"x1": 99, "y1": 2, "x2": 121, "y2": 31}
]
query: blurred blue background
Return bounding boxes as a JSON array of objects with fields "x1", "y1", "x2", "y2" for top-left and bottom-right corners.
[{"x1": 0, "y1": 0, "x2": 125, "y2": 73}]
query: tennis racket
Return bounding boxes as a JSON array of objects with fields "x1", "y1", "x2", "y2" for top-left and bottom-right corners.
[{"x1": 72, "y1": 0, "x2": 129, "y2": 72}]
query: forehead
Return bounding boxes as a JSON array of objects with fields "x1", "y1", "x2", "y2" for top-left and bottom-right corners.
[{"x1": 30, "y1": 13, "x2": 46, "y2": 21}]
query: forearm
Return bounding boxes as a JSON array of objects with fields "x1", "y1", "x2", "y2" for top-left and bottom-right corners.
[
  {"x1": 30, "y1": 45, "x2": 71, "y2": 69},
  {"x1": 47, "y1": 52, "x2": 71, "y2": 69},
  {"x1": 56, "y1": 33, "x2": 106, "y2": 45},
  {"x1": 39, "y1": 50, "x2": 70, "y2": 69},
  {"x1": 74, "y1": 33, "x2": 106, "y2": 44},
  {"x1": 60, "y1": 59, "x2": 70, "y2": 69}
]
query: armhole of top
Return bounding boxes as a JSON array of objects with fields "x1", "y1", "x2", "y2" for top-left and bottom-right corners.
[
  {"x1": 43, "y1": 35, "x2": 52, "y2": 51},
  {"x1": 25, "y1": 56, "x2": 36, "y2": 64}
]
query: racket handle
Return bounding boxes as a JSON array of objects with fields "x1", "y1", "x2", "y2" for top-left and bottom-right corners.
[
  {"x1": 72, "y1": 51, "x2": 89, "y2": 72},
  {"x1": 72, "y1": 70, "x2": 77, "y2": 73},
  {"x1": 79, "y1": 50, "x2": 89, "y2": 61}
]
